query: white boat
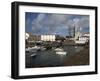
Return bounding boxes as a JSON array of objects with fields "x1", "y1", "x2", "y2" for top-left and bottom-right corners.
[
  {"x1": 54, "y1": 48, "x2": 64, "y2": 51},
  {"x1": 31, "y1": 46, "x2": 40, "y2": 50},
  {"x1": 54, "y1": 47, "x2": 67, "y2": 55},
  {"x1": 30, "y1": 53, "x2": 36, "y2": 57},
  {"x1": 26, "y1": 46, "x2": 40, "y2": 53},
  {"x1": 29, "y1": 46, "x2": 40, "y2": 52},
  {"x1": 56, "y1": 51, "x2": 67, "y2": 55}
]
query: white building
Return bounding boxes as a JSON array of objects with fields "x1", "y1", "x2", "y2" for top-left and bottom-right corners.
[
  {"x1": 25, "y1": 33, "x2": 29, "y2": 40},
  {"x1": 41, "y1": 35, "x2": 55, "y2": 41},
  {"x1": 75, "y1": 33, "x2": 89, "y2": 44},
  {"x1": 75, "y1": 37, "x2": 87, "y2": 44}
]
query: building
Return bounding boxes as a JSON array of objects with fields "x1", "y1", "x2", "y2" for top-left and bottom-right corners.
[
  {"x1": 82, "y1": 33, "x2": 89, "y2": 40},
  {"x1": 25, "y1": 33, "x2": 29, "y2": 40},
  {"x1": 26, "y1": 33, "x2": 56, "y2": 42},
  {"x1": 41, "y1": 35, "x2": 55, "y2": 41},
  {"x1": 75, "y1": 33, "x2": 89, "y2": 44},
  {"x1": 25, "y1": 33, "x2": 41, "y2": 43},
  {"x1": 75, "y1": 37, "x2": 87, "y2": 44}
]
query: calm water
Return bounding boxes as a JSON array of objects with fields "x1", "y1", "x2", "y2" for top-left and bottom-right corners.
[{"x1": 26, "y1": 46, "x2": 84, "y2": 68}]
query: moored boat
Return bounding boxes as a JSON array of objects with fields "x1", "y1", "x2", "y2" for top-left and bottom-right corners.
[
  {"x1": 54, "y1": 47, "x2": 67, "y2": 55},
  {"x1": 56, "y1": 51, "x2": 67, "y2": 55},
  {"x1": 54, "y1": 48, "x2": 63, "y2": 51},
  {"x1": 30, "y1": 53, "x2": 37, "y2": 57}
]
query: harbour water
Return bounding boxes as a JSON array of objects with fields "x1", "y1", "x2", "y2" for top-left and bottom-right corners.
[{"x1": 26, "y1": 46, "x2": 84, "y2": 68}]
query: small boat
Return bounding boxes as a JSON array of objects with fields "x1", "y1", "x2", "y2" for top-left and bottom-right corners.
[
  {"x1": 31, "y1": 46, "x2": 40, "y2": 50},
  {"x1": 30, "y1": 53, "x2": 36, "y2": 57},
  {"x1": 54, "y1": 48, "x2": 64, "y2": 51},
  {"x1": 26, "y1": 46, "x2": 40, "y2": 53},
  {"x1": 26, "y1": 46, "x2": 40, "y2": 52},
  {"x1": 54, "y1": 47, "x2": 67, "y2": 55},
  {"x1": 56, "y1": 51, "x2": 67, "y2": 55}
]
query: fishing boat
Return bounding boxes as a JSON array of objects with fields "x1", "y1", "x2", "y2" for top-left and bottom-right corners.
[
  {"x1": 54, "y1": 48, "x2": 67, "y2": 55},
  {"x1": 30, "y1": 53, "x2": 37, "y2": 57},
  {"x1": 31, "y1": 46, "x2": 40, "y2": 50},
  {"x1": 56, "y1": 51, "x2": 67, "y2": 55},
  {"x1": 54, "y1": 48, "x2": 63, "y2": 51},
  {"x1": 26, "y1": 46, "x2": 41, "y2": 53}
]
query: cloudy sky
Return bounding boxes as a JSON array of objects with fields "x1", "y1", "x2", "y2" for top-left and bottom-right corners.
[{"x1": 25, "y1": 12, "x2": 89, "y2": 36}]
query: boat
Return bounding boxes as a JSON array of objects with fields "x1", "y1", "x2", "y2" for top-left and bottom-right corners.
[
  {"x1": 30, "y1": 53, "x2": 37, "y2": 57},
  {"x1": 26, "y1": 46, "x2": 41, "y2": 53},
  {"x1": 29, "y1": 46, "x2": 40, "y2": 52},
  {"x1": 54, "y1": 48, "x2": 64, "y2": 51},
  {"x1": 54, "y1": 47, "x2": 67, "y2": 55},
  {"x1": 56, "y1": 51, "x2": 67, "y2": 55},
  {"x1": 31, "y1": 46, "x2": 40, "y2": 50}
]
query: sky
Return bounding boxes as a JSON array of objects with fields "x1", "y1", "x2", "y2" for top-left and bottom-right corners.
[{"x1": 25, "y1": 12, "x2": 89, "y2": 37}]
